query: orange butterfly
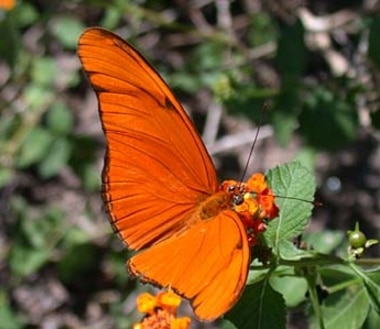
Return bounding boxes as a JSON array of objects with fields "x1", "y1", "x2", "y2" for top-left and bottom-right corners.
[{"x1": 77, "y1": 27, "x2": 278, "y2": 321}]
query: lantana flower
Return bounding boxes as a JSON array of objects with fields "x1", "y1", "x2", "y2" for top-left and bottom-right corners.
[
  {"x1": 133, "y1": 291, "x2": 191, "y2": 329},
  {"x1": 0, "y1": 0, "x2": 15, "y2": 11},
  {"x1": 222, "y1": 172, "x2": 279, "y2": 246}
]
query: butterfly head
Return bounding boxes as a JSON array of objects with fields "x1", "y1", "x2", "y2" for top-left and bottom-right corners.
[{"x1": 220, "y1": 173, "x2": 279, "y2": 246}]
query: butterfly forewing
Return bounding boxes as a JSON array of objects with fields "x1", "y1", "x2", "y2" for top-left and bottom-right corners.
[{"x1": 78, "y1": 28, "x2": 218, "y2": 249}]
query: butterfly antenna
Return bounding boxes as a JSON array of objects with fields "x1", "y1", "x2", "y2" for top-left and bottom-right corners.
[
  {"x1": 240, "y1": 102, "x2": 268, "y2": 182},
  {"x1": 236, "y1": 103, "x2": 322, "y2": 208},
  {"x1": 273, "y1": 195, "x2": 323, "y2": 207}
]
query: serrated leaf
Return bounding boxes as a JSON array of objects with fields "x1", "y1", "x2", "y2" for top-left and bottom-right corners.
[
  {"x1": 265, "y1": 161, "x2": 315, "y2": 250},
  {"x1": 309, "y1": 283, "x2": 369, "y2": 329},
  {"x1": 226, "y1": 281, "x2": 286, "y2": 329}
]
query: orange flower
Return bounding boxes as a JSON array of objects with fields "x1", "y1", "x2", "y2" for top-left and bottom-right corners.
[
  {"x1": 257, "y1": 189, "x2": 278, "y2": 219},
  {"x1": 235, "y1": 192, "x2": 259, "y2": 216},
  {"x1": 232, "y1": 173, "x2": 279, "y2": 246},
  {"x1": 133, "y1": 291, "x2": 191, "y2": 329},
  {"x1": 0, "y1": 0, "x2": 15, "y2": 11},
  {"x1": 246, "y1": 173, "x2": 267, "y2": 194},
  {"x1": 246, "y1": 173, "x2": 279, "y2": 220},
  {"x1": 136, "y1": 292, "x2": 157, "y2": 314},
  {"x1": 219, "y1": 173, "x2": 278, "y2": 247}
]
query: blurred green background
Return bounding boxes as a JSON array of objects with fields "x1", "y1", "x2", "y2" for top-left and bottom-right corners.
[{"x1": 0, "y1": 1, "x2": 379, "y2": 328}]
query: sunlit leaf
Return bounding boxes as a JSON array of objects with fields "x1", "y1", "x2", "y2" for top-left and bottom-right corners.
[{"x1": 265, "y1": 161, "x2": 316, "y2": 247}]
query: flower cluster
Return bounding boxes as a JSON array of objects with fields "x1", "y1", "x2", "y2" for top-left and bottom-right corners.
[
  {"x1": 246, "y1": 173, "x2": 278, "y2": 219},
  {"x1": 223, "y1": 173, "x2": 278, "y2": 247},
  {"x1": 133, "y1": 291, "x2": 191, "y2": 329},
  {"x1": 0, "y1": 0, "x2": 15, "y2": 11}
]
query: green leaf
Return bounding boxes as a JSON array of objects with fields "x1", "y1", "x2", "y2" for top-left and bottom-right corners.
[
  {"x1": 298, "y1": 87, "x2": 359, "y2": 150},
  {"x1": 294, "y1": 147, "x2": 317, "y2": 171},
  {"x1": 20, "y1": 206, "x2": 64, "y2": 248},
  {"x1": 101, "y1": 4, "x2": 124, "y2": 29},
  {"x1": 247, "y1": 12, "x2": 277, "y2": 47},
  {"x1": 0, "y1": 290, "x2": 24, "y2": 329},
  {"x1": 304, "y1": 230, "x2": 345, "y2": 254},
  {"x1": 371, "y1": 110, "x2": 380, "y2": 130},
  {"x1": 63, "y1": 225, "x2": 92, "y2": 246},
  {"x1": 362, "y1": 306, "x2": 380, "y2": 329},
  {"x1": 309, "y1": 283, "x2": 369, "y2": 329},
  {"x1": 265, "y1": 161, "x2": 316, "y2": 249},
  {"x1": 23, "y1": 84, "x2": 53, "y2": 109},
  {"x1": 351, "y1": 267, "x2": 380, "y2": 314},
  {"x1": 16, "y1": 127, "x2": 52, "y2": 168},
  {"x1": 31, "y1": 57, "x2": 58, "y2": 87},
  {"x1": 226, "y1": 281, "x2": 286, "y2": 329},
  {"x1": 226, "y1": 86, "x2": 278, "y2": 121},
  {"x1": 11, "y1": 2, "x2": 39, "y2": 28},
  {"x1": 46, "y1": 102, "x2": 74, "y2": 135},
  {"x1": 81, "y1": 163, "x2": 101, "y2": 192},
  {"x1": 8, "y1": 206, "x2": 65, "y2": 278},
  {"x1": 219, "y1": 320, "x2": 238, "y2": 329},
  {"x1": 50, "y1": 16, "x2": 86, "y2": 49},
  {"x1": 0, "y1": 112, "x2": 22, "y2": 141},
  {"x1": 9, "y1": 244, "x2": 51, "y2": 278},
  {"x1": 22, "y1": 219, "x2": 49, "y2": 249},
  {"x1": 0, "y1": 168, "x2": 13, "y2": 188},
  {"x1": 58, "y1": 243, "x2": 99, "y2": 283},
  {"x1": 271, "y1": 105, "x2": 299, "y2": 146},
  {"x1": 364, "y1": 276, "x2": 380, "y2": 315},
  {"x1": 276, "y1": 19, "x2": 307, "y2": 78},
  {"x1": 319, "y1": 265, "x2": 359, "y2": 291},
  {"x1": 368, "y1": 16, "x2": 380, "y2": 68},
  {"x1": 275, "y1": 240, "x2": 314, "y2": 260},
  {"x1": 0, "y1": 15, "x2": 20, "y2": 69},
  {"x1": 270, "y1": 269, "x2": 308, "y2": 307},
  {"x1": 38, "y1": 137, "x2": 71, "y2": 178}
]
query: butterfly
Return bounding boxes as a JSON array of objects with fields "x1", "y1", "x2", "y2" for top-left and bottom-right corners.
[{"x1": 77, "y1": 27, "x2": 278, "y2": 321}]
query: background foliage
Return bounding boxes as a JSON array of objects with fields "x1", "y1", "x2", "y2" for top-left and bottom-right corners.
[{"x1": 1, "y1": 0, "x2": 380, "y2": 328}]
